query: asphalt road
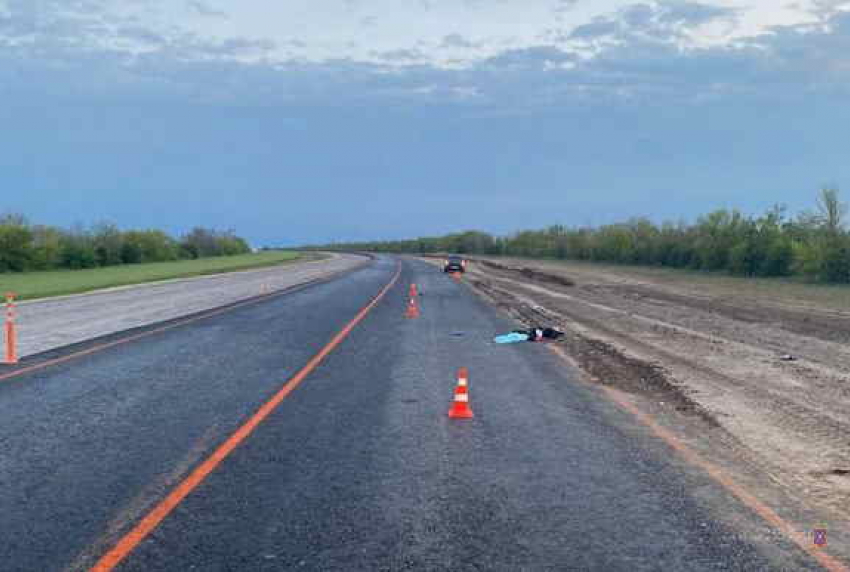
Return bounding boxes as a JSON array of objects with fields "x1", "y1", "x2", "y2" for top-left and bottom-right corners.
[{"x1": 0, "y1": 256, "x2": 829, "y2": 571}]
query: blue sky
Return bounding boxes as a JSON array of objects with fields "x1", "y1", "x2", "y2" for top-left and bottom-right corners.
[{"x1": 1, "y1": 0, "x2": 849, "y2": 245}]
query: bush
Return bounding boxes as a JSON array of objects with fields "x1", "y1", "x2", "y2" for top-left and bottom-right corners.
[
  {"x1": 0, "y1": 216, "x2": 252, "y2": 274},
  {"x1": 0, "y1": 222, "x2": 33, "y2": 272}
]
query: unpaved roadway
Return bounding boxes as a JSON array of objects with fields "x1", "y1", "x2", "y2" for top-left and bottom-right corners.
[
  {"x1": 457, "y1": 256, "x2": 850, "y2": 541},
  {"x1": 8, "y1": 253, "x2": 366, "y2": 358},
  {"x1": 0, "y1": 256, "x2": 843, "y2": 570}
]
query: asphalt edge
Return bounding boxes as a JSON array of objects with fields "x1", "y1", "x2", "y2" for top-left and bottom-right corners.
[{"x1": 0, "y1": 254, "x2": 376, "y2": 383}]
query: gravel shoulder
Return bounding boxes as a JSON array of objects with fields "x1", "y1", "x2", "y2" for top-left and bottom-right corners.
[
  {"x1": 430, "y1": 256, "x2": 850, "y2": 546},
  {"x1": 6, "y1": 253, "x2": 369, "y2": 358}
]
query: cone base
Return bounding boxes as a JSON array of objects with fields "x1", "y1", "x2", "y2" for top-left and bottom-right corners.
[{"x1": 448, "y1": 408, "x2": 474, "y2": 419}]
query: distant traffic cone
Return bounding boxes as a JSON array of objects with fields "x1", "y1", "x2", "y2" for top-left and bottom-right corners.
[
  {"x1": 448, "y1": 367, "x2": 473, "y2": 419},
  {"x1": 410, "y1": 283, "x2": 418, "y2": 298},
  {"x1": 451, "y1": 272, "x2": 461, "y2": 282},
  {"x1": 405, "y1": 297, "x2": 420, "y2": 319}
]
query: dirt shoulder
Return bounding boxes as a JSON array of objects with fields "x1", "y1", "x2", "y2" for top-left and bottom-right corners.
[{"x1": 431, "y1": 255, "x2": 850, "y2": 550}]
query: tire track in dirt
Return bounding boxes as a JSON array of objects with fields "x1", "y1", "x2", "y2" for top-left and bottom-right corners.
[{"x1": 463, "y1": 261, "x2": 850, "y2": 522}]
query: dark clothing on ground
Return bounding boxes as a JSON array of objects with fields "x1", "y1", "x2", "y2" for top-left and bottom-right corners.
[{"x1": 512, "y1": 327, "x2": 564, "y2": 342}]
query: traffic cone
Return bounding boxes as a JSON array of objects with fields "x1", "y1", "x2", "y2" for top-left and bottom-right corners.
[
  {"x1": 448, "y1": 367, "x2": 473, "y2": 419},
  {"x1": 3, "y1": 293, "x2": 18, "y2": 365},
  {"x1": 451, "y1": 272, "x2": 461, "y2": 282},
  {"x1": 410, "y1": 284, "x2": 418, "y2": 298},
  {"x1": 405, "y1": 297, "x2": 420, "y2": 319}
]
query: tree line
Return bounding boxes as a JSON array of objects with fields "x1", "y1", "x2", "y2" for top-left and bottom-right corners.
[
  {"x1": 320, "y1": 188, "x2": 850, "y2": 283},
  {"x1": 0, "y1": 216, "x2": 252, "y2": 273}
]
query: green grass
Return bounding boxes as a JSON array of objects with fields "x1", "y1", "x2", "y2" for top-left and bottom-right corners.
[{"x1": 0, "y1": 251, "x2": 306, "y2": 301}]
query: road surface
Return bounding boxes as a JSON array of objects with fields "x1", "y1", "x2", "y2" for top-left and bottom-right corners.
[{"x1": 0, "y1": 256, "x2": 833, "y2": 571}]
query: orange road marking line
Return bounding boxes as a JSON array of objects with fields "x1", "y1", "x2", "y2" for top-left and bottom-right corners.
[
  {"x1": 0, "y1": 264, "x2": 366, "y2": 385},
  {"x1": 548, "y1": 345, "x2": 847, "y2": 572},
  {"x1": 90, "y1": 261, "x2": 401, "y2": 571}
]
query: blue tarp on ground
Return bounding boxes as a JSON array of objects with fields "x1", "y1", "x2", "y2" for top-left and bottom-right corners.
[{"x1": 494, "y1": 332, "x2": 529, "y2": 344}]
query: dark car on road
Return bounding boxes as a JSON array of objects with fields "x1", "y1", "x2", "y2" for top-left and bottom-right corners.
[{"x1": 443, "y1": 255, "x2": 467, "y2": 273}]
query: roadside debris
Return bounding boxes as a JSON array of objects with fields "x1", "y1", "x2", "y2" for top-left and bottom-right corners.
[
  {"x1": 494, "y1": 327, "x2": 564, "y2": 344},
  {"x1": 494, "y1": 331, "x2": 529, "y2": 344},
  {"x1": 779, "y1": 354, "x2": 798, "y2": 361}
]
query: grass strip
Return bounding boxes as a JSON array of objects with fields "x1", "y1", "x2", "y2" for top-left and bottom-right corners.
[{"x1": 0, "y1": 251, "x2": 308, "y2": 301}]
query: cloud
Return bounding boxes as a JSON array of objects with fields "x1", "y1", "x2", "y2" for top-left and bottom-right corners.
[
  {"x1": 3, "y1": 2, "x2": 850, "y2": 244},
  {"x1": 114, "y1": 25, "x2": 167, "y2": 46},
  {"x1": 482, "y1": 46, "x2": 578, "y2": 70},
  {"x1": 0, "y1": 0, "x2": 108, "y2": 41},
  {"x1": 440, "y1": 33, "x2": 476, "y2": 49},
  {"x1": 198, "y1": 36, "x2": 276, "y2": 57},
  {"x1": 620, "y1": 3, "x2": 656, "y2": 29},
  {"x1": 570, "y1": 1, "x2": 738, "y2": 43},
  {"x1": 2, "y1": 0, "x2": 850, "y2": 110},
  {"x1": 570, "y1": 19, "x2": 620, "y2": 39},
  {"x1": 811, "y1": 0, "x2": 850, "y2": 17},
  {"x1": 657, "y1": 1, "x2": 735, "y2": 26},
  {"x1": 554, "y1": 0, "x2": 579, "y2": 14},
  {"x1": 186, "y1": 0, "x2": 227, "y2": 18},
  {"x1": 359, "y1": 15, "x2": 378, "y2": 28},
  {"x1": 372, "y1": 48, "x2": 427, "y2": 63}
]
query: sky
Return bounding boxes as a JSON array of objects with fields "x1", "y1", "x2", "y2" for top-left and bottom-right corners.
[{"x1": 1, "y1": 0, "x2": 849, "y2": 245}]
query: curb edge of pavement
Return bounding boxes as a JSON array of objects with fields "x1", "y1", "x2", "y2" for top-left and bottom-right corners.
[
  {"x1": 0, "y1": 255, "x2": 378, "y2": 382},
  {"x1": 13, "y1": 252, "x2": 361, "y2": 306}
]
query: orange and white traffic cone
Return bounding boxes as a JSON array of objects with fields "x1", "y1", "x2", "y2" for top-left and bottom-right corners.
[
  {"x1": 405, "y1": 297, "x2": 420, "y2": 319},
  {"x1": 409, "y1": 284, "x2": 418, "y2": 298},
  {"x1": 448, "y1": 367, "x2": 473, "y2": 419},
  {"x1": 3, "y1": 293, "x2": 18, "y2": 365}
]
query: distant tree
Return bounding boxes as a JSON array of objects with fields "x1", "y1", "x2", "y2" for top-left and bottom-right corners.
[
  {"x1": 0, "y1": 215, "x2": 33, "y2": 272},
  {"x1": 0, "y1": 216, "x2": 252, "y2": 273},
  {"x1": 120, "y1": 238, "x2": 143, "y2": 264},
  {"x1": 816, "y1": 187, "x2": 845, "y2": 236},
  {"x1": 181, "y1": 227, "x2": 219, "y2": 258},
  {"x1": 92, "y1": 222, "x2": 124, "y2": 267},
  {"x1": 30, "y1": 225, "x2": 63, "y2": 270},
  {"x1": 820, "y1": 240, "x2": 850, "y2": 283},
  {"x1": 59, "y1": 228, "x2": 97, "y2": 270},
  {"x1": 312, "y1": 187, "x2": 850, "y2": 284},
  {"x1": 179, "y1": 227, "x2": 250, "y2": 259}
]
